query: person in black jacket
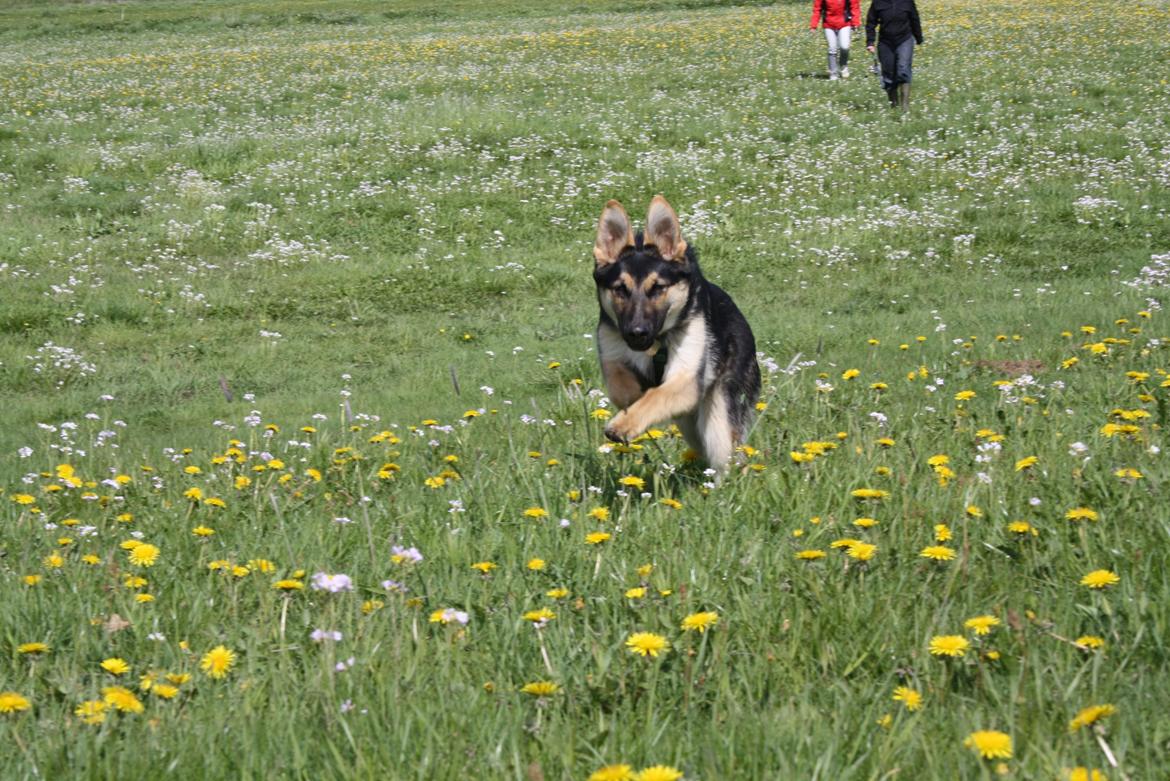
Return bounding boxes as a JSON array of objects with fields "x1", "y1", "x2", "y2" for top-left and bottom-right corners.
[{"x1": 865, "y1": 0, "x2": 924, "y2": 111}]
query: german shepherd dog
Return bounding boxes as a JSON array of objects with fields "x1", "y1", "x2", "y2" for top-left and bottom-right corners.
[{"x1": 593, "y1": 196, "x2": 761, "y2": 472}]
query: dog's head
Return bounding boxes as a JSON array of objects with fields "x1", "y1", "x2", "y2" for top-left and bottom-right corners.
[{"x1": 593, "y1": 196, "x2": 693, "y2": 352}]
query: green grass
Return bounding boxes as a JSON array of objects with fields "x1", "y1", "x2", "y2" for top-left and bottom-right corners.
[{"x1": 1, "y1": 0, "x2": 1169, "y2": 778}]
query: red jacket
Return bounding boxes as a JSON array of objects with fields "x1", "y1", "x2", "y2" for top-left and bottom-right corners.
[{"x1": 810, "y1": 0, "x2": 861, "y2": 29}]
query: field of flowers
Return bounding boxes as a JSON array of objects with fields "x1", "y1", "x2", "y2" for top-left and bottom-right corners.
[{"x1": 2, "y1": 0, "x2": 1170, "y2": 778}]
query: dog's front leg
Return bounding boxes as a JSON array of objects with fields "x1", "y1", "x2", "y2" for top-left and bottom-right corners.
[
  {"x1": 601, "y1": 360, "x2": 647, "y2": 411},
  {"x1": 605, "y1": 374, "x2": 700, "y2": 444}
]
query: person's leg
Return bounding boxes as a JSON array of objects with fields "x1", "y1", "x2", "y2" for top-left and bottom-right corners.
[
  {"x1": 838, "y1": 26, "x2": 852, "y2": 76},
  {"x1": 895, "y1": 37, "x2": 915, "y2": 110},
  {"x1": 877, "y1": 41, "x2": 897, "y2": 105},
  {"x1": 824, "y1": 27, "x2": 840, "y2": 79}
]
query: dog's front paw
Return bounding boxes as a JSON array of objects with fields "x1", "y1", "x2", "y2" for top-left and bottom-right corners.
[{"x1": 604, "y1": 411, "x2": 639, "y2": 444}]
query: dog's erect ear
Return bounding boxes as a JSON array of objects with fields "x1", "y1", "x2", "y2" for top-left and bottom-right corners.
[
  {"x1": 644, "y1": 195, "x2": 687, "y2": 261},
  {"x1": 594, "y1": 200, "x2": 634, "y2": 266}
]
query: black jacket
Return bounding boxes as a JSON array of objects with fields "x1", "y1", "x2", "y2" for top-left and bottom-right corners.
[{"x1": 865, "y1": 0, "x2": 924, "y2": 47}]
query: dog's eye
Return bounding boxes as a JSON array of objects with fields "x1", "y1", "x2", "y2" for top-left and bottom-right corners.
[
  {"x1": 610, "y1": 284, "x2": 629, "y2": 296},
  {"x1": 649, "y1": 283, "x2": 667, "y2": 295}
]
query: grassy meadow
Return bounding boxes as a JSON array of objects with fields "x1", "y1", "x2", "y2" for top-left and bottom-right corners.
[{"x1": 2, "y1": 0, "x2": 1170, "y2": 778}]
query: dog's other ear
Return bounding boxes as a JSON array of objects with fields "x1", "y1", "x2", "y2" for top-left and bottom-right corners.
[
  {"x1": 644, "y1": 195, "x2": 687, "y2": 261},
  {"x1": 594, "y1": 200, "x2": 634, "y2": 266}
]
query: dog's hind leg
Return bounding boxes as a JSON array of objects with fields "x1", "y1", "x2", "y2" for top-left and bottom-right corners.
[{"x1": 698, "y1": 391, "x2": 736, "y2": 473}]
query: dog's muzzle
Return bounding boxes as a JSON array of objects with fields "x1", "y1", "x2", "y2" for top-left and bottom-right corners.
[{"x1": 622, "y1": 328, "x2": 655, "y2": 352}]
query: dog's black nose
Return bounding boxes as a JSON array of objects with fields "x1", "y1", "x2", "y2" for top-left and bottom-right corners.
[{"x1": 629, "y1": 325, "x2": 649, "y2": 339}]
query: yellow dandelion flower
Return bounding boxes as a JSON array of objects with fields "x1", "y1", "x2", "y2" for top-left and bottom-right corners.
[
  {"x1": 0, "y1": 692, "x2": 31, "y2": 714},
  {"x1": 618, "y1": 475, "x2": 646, "y2": 491},
  {"x1": 625, "y1": 632, "x2": 670, "y2": 658},
  {"x1": 546, "y1": 587, "x2": 570, "y2": 599},
  {"x1": 523, "y1": 506, "x2": 549, "y2": 519},
  {"x1": 929, "y1": 635, "x2": 970, "y2": 657},
  {"x1": 851, "y1": 488, "x2": 889, "y2": 500},
  {"x1": 101, "y1": 686, "x2": 143, "y2": 713},
  {"x1": 964, "y1": 615, "x2": 1001, "y2": 635},
  {"x1": 520, "y1": 681, "x2": 559, "y2": 697},
  {"x1": 152, "y1": 684, "x2": 180, "y2": 700},
  {"x1": 625, "y1": 587, "x2": 647, "y2": 599},
  {"x1": 1080, "y1": 570, "x2": 1120, "y2": 589},
  {"x1": 1069, "y1": 704, "x2": 1116, "y2": 732},
  {"x1": 585, "y1": 532, "x2": 611, "y2": 545},
  {"x1": 681, "y1": 611, "x2": 719, "y2": 633},
  {"x1": 522, "y1": 608, "x2": 556, "y2": 624},
  {"x1": 796, "y1": 549, "x2": 827, "y2": 560},
  {"x1": 527, "y1": 558, "x2": 546, "y2": 571},
  {"x1": 1075, "y1": 635, "x2": 1105, "y2": 651},
  {"x1": 1014, "y1": 456, "x2": 1039, "y2": 471},
  {"x1": 1100, "y1": 423, "x2": 1140, "y2": 438},
  {"x1": 963, "y1": 730, "x2": 1012, "y2": 759},
  {"x1": 920, "y1": 546, "x2": 956, "y2": 561},
  {"x1": 127, "y1": 543, "x2": 159, "y2": 567},
  {"x1": 101, "y1": 658, "x2": 130, "y2": 676},
  {"x1": 892, "y1": 686, "x2": 923, "y2": 711},
  {"x1": 1065, "y1": 769, "x2": 1108, "y2": 781},
  {"x1": 636, "y1": 766, "x2": 683, "y2": 781},
  {"x1": 845, "y1": 542, "x2": 877, "y2": 561},
  {"x1": 471, "y1": 561, "x2": 497, "y2": 574},
  {"x1": 589, "y1": 765, "x2": 634, "y2": 781},
  {"x1": 588, "y1": 507, "x2": 611, "y2": 522},
  {"x1": 74, "y1": 699, "x2": 106, "y2": 724},
  {"x1": 200, "y1": 645, "x2": 236, "y2": 679}
]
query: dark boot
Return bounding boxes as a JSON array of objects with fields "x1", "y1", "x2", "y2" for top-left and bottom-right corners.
[
  {"x1": 886, "y1": 86, "x2": 897, "y2": 107},
  {"x1": 898, "y1": 83, "x2": 911, "y2": 112}
]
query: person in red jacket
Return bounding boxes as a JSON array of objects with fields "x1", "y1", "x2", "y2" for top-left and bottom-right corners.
[{"x1": 810, "y1": 0, "x2": 862, "y2": 81}]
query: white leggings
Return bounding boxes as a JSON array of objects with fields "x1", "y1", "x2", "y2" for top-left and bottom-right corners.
[{"x1": 823, "y1": 27, "x2": 852, "y2": 75}]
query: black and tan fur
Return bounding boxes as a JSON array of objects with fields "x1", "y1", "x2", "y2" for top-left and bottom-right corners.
[{"x1": 593, "y1": 196, "x2": 761, "y2": 472}]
